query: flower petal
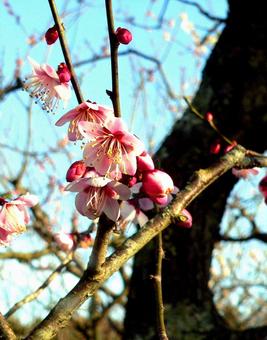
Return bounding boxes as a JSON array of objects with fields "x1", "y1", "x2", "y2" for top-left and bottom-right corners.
[{"x1": 103, "y1": 197, "x2": 120, "y2": 221}]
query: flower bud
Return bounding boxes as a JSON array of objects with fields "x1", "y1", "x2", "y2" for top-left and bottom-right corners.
[
  {"x1": 45, "y1": 25, "x2": 59, "y2": 45},
  {"x1": 57, "y1": 63, "x2": 71, "y2": 83},
  {"x1": 137, "y1": 151, "x2": 155, "y2": 172},
  {"x1": 142, "y1": 169, "x2": 174, "y2": 199},
  {"x1": 115, "y1": 27, "x2": 132, "y2": 45},
  {"x1": 210, "y1": 139, "x2": 221, "y2": 155},
  {"x1": 177, "y1": 209, "x2": 192, "y2": 228},
  {"x1": 54, "y1": 232, "x2": 74, "y2": 251},
  {"x1": 259, "y1": 175, "x2": 267, "y2": 198},
  {"x1": 66, "y1": 161, "x2": 87, "y2": 182},
  {"x1": 204, "y1": 112, "x2": 213, "y2": 122},
  {"x1": 224, "y1": 140, "x2": 237, "y2": 154}
]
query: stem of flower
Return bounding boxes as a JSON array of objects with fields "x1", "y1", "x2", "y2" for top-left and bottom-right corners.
[
  {"x1": 48, "y1": 0, "x2": 84, "y2": 104},
  {"x1": 105, "y1": 0, "x2": 121, "y2": 117}
]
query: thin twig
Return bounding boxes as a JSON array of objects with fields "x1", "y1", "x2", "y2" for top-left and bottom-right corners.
[
  {"x1": 5, "y1": 252, "x2": 73, "y2": 319},
  {"x1": 48, "y1": 0, "x2": 84, "y2": 103},
  {"x1": 105, "y1": 0, "x2": 121, "y2": 117},
  {"x1": 152, "y1": 233, "x2": 168, "y2": 340}
]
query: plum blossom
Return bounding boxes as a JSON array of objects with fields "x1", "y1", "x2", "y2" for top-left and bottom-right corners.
[
  {"x1": 0, "y1": 194, "x2": 38, "y2": 245},
  {"x1": 56, "y1": 102, "x2": 113, "y2": 141},
  {"x1": 142, "y1": 169, "x2": 178, "y2": 206},
  {"x1": 54, "y1": 231, "x2": 74, "y2": 251},
  {"x1": 119, "y1": 197, "x2": 154, "y2": 228},
  {"x1": 24, "y1": 57, "x2": 70, "y2": 112},
  {"x1": 45, "y1": 25, "x2": 59, "y2": 45},
  {"x1": 79, "y1": 117, "x2": 144, "y2": 178},
  {"x1": 259, "y1": 175, "x2": 267, "y2": 199},
  {"x1": 65, "y1": 176, "x2": 131, "y2": 221},
  {"x1": 115, "y1": 27, "x2": 133, "y2": 45}
]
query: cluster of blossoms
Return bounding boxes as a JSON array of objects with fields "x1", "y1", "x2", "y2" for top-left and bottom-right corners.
[
  {"x1": 0, "y1": 194, "x2": 38, "y2": 245},
  {"x1": 60, "y1": 104, "x2": 192, "y2": 229},
  {"x1": 21, "y1": 24, "x2": 192, "y2": 242}
]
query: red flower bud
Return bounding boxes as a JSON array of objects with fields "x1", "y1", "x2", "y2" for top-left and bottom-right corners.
[
  {"x1": 115, "y1": 27, "x2": 132, "y2": 45},
  {"x1": 45, "y1": 26, "x2": 59, "y2": 45},
  {"x1": 177, "y1": 209, "x2": 192, "y2": 228},
  {"x1": 259, "y1": 175, "x2": 267, "y2": 198},
  {"x1": 57, "y1": 63, "x2": 71, "y2": 83},
  {"x1": 224, "y1": 140, "x2": 237, "y2": 154},
  {"x1": 142, "y1": 169, "x2": 174, "y2": 200},
  {"x1": 210, "y1": 139, "x2": 221, "y2": 155},
  {"x1": 137, "y1": 151, "x2": 155, "y2": 172},
  {"x1": 66, "y1": 161, "x2": 87, "y2": 182},
  {"x1": 204, "y1": 112, "x2": 213, "y2": 122}
]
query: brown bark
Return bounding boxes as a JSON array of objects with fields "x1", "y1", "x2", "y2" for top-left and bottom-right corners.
[{"x1": 124, "y1": 1, "x2": 267, "y2": 339}]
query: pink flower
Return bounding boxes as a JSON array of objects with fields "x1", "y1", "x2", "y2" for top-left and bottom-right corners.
[
  {"x1": 0, "y1": 194, "x2": 38, "y2": 245},
  {"x1": 56, "y1": 101, "x2": 113, "y2": 141},
  {"x1": 66, "y1": 176, "x2": 131, "y2": 221},
  {"x1": 137, "y1": 151, "x2": 155, "y2": 172},
  {"x1": 45, "y1": 25, "x2": 59, "y2": 45},
  {"x1": 115, "y1": 27, "x2": 133, "y2": 45},
  {"x1": 177, "y1": 209, "x2": 192, "y2": 228},
  {"x1": 24, "y1": 57, "x2": 71, "y2": 112},
  {"x1": 79, "y1": 117, "x2": 144, "y2": 178},
  {"x1": 66, "y1": 160, "x2": 87, "y2": 182},
  {"x1": 119, "y1": 197, "x2": 154, "y2": 228},
  {"x1": 142, "y1": 169, "x2": 177, "y2": 206},
  {"x1": 54, "y1": 231, "x2": 74, "y2": 251},
  {"x1": 232, "y1": 168, "x2": 259, "y2": 179}
]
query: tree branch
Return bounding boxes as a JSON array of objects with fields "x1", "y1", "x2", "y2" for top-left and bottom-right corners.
[
  {"x1": 26, "y1": 145, "x2": 249, "y2": 339},
  {"x1": 105, "y1": 0, "x2": 121, "y2": 117},
  {"x1": 48, "y1": 0, "x2": 84, "y2": 103},
  {"x1": 0, "y1": 313, "x2": 16, "y2": 340}
]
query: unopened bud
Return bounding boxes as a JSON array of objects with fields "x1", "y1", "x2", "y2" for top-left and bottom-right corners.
[
  {"x1": 259, "y1": 175, "x2": 267, "y2": 198},
  {"x1": 45, "y1": 26, "x2": 59, "y2": 45},
  {"x1": 224, "y1": 140, "x2": 237, "y2": 154},
  {"x1": 177, "y1": 209, "x2": 192, "y2": 228},
  {"x1": 115, "y1": 27, "x2": 132, "y2": 45},
  {"x1": 210, "y1": 139, "x2": 221, "y2": 155},
  {"x1": 205, "y1": 112, "x2": 213, "y2": 122},
  {"x1": 66, "y1": 160, "x2": 87, "y2": 182},
  {"x1": 57, "y1": 63, "x2": 71, "y2": 83}
]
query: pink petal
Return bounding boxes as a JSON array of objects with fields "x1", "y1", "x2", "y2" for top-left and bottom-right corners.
[
  {"x1": 87, "y1": 177, "x2": 111, "y2": 188},
  {"x1": 120, "y1": 133, "x2": 144, "y2": 155},
  {"x1": 139, "y1": 198, "x2": 154, "y2": 211},
  {"x1": 54, "y1": 83, "x2": 71, "y2": 102},
  {"x1": 42, "y1": 64, "x2": 59, "y2": 79},
  {"x1": 17, "y1": 194, "x2": 39, "y2": 207},
  {"x1": 122, "y1": 152, "x2": 137, "y2": 176},
  {"x1": 75, "y1": 192, "x2": 88, "y2": 215},
  {"x1": 120, "y1": 201, "x2": 136, "y2": 220},
  {"x1": 103, "y1": 197, "x2": 120, "y2": 221},
  {"x1": 56, "y1": 109, "x2": 79, "y2": 126},
  {"x1": 106, "y1": 117, "x2": 127, "y2": 133},
  {"x1": 0, "y1": 227, "x2": 11, "y2": 245},
  {"x1": 136, "y1": 211, "x2": 148, "y2": 227},
  {"x1": 78, "y1": 121, "x2": 104, "y2": 140},
  {"x1": 108, "y1": 182, "x2": 131, "y2": 200},
  {"x1": 65, "y1": 178, "x2": 90, "y2": 192}
]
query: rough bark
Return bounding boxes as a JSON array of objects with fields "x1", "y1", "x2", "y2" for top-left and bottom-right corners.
[{"x1": 124, "y1": 1, "x2": 267, "y2": 339}]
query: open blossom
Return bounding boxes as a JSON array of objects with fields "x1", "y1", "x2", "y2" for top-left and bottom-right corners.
[
  {"x1": 66, "y1": 176, "x2": 131, "y2": 221},
  {"x1": 79, "y1": 117, "x2": 144, "y2": 178},
  {"x1": 0, "y1": 194, "x2": 38, "y2": 245},
  {"x1": 119, "y1": 197, "x2": 154, "y2": 228},
  {"x1": 24, "y1": 57, "x2": 71, "y2": 112},
  {"x1": 56, "y1": 102, "x2": 113, "y2": 141},
  {"x1": 142, "y1": 169, "x2": 177, "y2": 206},
  {"x1": 54, "y1": 231, "x2": 74, "y2": 251}
]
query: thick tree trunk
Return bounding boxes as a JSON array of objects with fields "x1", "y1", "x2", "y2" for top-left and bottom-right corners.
[{"x1": 124, "y1": 1, "x2": 267, "y2": 339}]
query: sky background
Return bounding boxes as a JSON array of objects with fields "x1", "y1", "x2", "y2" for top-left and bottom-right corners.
[{"x1": 2, "y1": 0, "x2": 266, "y2": 330}]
